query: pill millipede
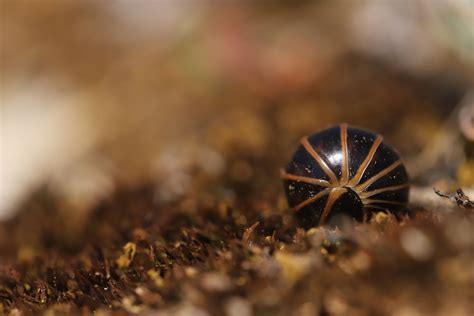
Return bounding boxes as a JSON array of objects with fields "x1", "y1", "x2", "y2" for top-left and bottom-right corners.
[{"x1": 281, "y1": 124, "x2": 409, "y2": 228}]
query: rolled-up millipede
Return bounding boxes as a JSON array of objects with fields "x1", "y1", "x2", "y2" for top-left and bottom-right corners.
[{"x1": 281, "y1": 124, "x2": 409, "y2": 228}]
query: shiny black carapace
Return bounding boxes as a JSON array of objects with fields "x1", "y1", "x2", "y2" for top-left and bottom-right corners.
[{"x1": 281, "y1": 124, "x2": 409, "y2": 228}]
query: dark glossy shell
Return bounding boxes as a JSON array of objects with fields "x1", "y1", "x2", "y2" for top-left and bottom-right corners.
[{"x1": 282, "y1": 124, "x2": 409, "y2": 228}]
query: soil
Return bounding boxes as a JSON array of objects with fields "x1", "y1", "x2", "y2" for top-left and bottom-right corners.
[{"x1": 1, "y1": 57, "x2": 473, "y2": 316}]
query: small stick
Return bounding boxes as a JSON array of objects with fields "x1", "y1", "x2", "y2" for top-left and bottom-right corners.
[{"x1": 434, "y1": 188, "x2": 474, "y2": 209}]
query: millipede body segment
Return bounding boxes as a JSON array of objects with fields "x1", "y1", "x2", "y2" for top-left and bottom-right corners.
[{"x1": 282, "y1": 124, "x2": 409, "y2": 228}]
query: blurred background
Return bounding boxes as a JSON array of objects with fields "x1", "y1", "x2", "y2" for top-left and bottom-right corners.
[
  {"x1": 1, "y1": 1, "x2": 474, "y2": 315},
  {"x1": 1, "y1": 1, "x2": 473, "y2": 238}
]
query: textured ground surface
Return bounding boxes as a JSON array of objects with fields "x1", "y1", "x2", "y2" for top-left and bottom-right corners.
[
  {"x1": 1, "y1": 64, "x2": 473, "y2": 313},
  {"x1": 2, "y1": 2, "x2": 474, "y2": 315},
  {"x1": 1, "y1": 182, "x2": 473, "y2": 316}
]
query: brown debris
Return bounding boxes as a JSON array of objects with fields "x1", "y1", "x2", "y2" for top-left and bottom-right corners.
[
  {"x1": 434, "y1": 188, "x2": 474, "y2": 209},
  {"x1": 1, "y1": 4, "x2": 473, "y2": 315}
]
